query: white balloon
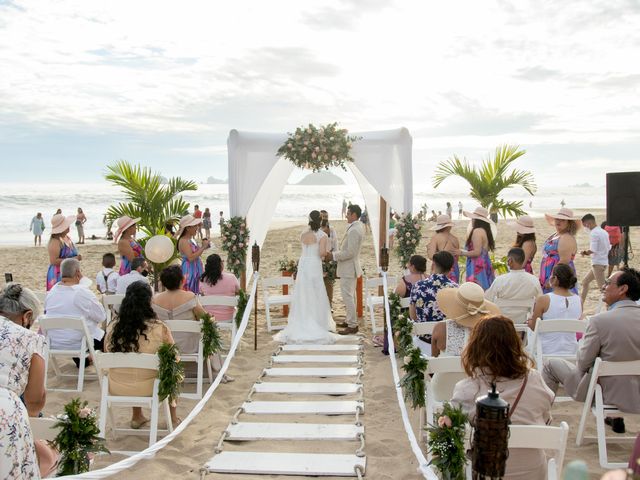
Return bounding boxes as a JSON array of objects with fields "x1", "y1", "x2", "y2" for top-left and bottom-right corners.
[{"x1": 145, "y1": 235, "x2": 175, "y2": 263}]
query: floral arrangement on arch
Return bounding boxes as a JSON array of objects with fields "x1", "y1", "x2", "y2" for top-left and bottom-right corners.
[
  {"x1": 395, "y1": 212, "x2": 423, "y2": 268},
  {"x1": 276, "y1": 122, "x2": 361, "y2": 172},
  {"x1": 220, "y1": 216, "x2": 250, "y2": 277},
  {"x1": 50, "y1": 398, "x2": 110, "y2": 475},
  {"x1": 277, "y1": 257, "x2": 298, "y2": 275},
  {"x1": 427, "y1": 402, "x2": 469, "y2": 480}
]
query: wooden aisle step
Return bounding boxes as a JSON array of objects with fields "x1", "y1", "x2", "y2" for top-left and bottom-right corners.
[
  {"x1": 282, "y1": 344, "x2": 361, "y2": 352},
  {"x1": 254, "y1": 382, "x2": 360, "y2": 395},
  {"x1": 264, "y1": 367, "x2": 361, "y2": 377},
  {"x1": 242, "y1": 400, "x2": 364, "y2": 415},
  {"x1": 205, "y1": 451, "x2": 366, "y2": 476},
  {"x1": 226, "y1": 422, "x2": 364, "y2": 441},
  {"x1": 272, "y1": 355, "x2": 359, "y2": 364}
]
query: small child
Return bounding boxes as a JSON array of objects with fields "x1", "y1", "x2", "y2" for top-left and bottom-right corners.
[{"x1": 96, "y1": 253, "x2": 119, "y2": 294}]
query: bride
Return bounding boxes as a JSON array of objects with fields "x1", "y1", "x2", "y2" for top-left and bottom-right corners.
[{"x1": 274, "y1": 210, "x2": 338, "y2": 344}]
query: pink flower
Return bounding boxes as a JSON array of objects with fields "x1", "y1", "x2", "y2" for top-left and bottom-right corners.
[
  {"x1": 241, "y1": 223, "x2": 246, "y2": 228},
  {"x1": 232, "y1": 246, "x2": 237, "y2": 251},
  {"x1": 312, "y1": 152, "x2": 317, "y2": 159},
  {"x1": 437, "y1": 415, "x2": 452, "y2": 428},
  {"x1": 79, "y1": 407, "x2": 92, "y2": 419},
  {"x1": 287, "y1": 143, "x2": 292, "y2": 149},
  {"x1": 331, "y1": 155, "x2": 336, "y2": 160},
  {"x1": 304, "y1": 140, "x2": 309, "y2": 146},
  {"x1": 238, "y1": 242, "x2": 243, "y2": 247}
]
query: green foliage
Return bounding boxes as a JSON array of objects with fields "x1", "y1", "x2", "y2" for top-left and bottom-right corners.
[
  {"x1": 427, "y1": 403, "x2": 469, "y2": 480},
  {"x1": 200, "y1": 312, "x2": 222, "y2": 359},
  {"x1": 400, "y1": 347, "x2": 428, "y2": 409},
  {"x1": 235, "y1": 288, "x2": 249, "y2": 329},
  {"x1": 50, "y1": 398, "x2": 109, "y2": 475},
  {"x1": 322, "y1": 259, "x2": 338, "y2": 285},
  {"x1": 157, "y1": 343, "x2": 184, "y2": 403},
  {"x1": 277, "y1": 258, "x2": 298, "y2": 274},
  {"x1": 220, "y1": 217, "x2": 250, "y2": 277},
  {"x1": 392, "y1": 311, "x2": 414, "y2": 357},
  {"x1": 276, "y1": 122, "x2": 361, "y2": 172},
  {"x1": 433, "y1": 144, "x2": 536, "y2": 218},
  {"x1": 394, "y1": 212, "x2": 423, "y2": 268},
  {"x1": 491, "y1": 253, "x2": 509, "y2": 275},
  {"x1": 388, "y1": 292, "x2": 402, "y2": 324}
]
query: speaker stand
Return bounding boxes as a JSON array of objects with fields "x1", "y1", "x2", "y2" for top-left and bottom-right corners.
[{"x1": 623, "y1": 226, "x2": 630, "y2": 268}]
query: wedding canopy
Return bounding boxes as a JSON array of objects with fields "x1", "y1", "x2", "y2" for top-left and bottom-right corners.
[{"x1": 227, "y1": 127, "x2": 413, "y2": 267}]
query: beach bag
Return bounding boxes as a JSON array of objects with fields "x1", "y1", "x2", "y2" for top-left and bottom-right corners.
[{"x1": 605, "y1": 225, "x2": 622, "y2": 246}]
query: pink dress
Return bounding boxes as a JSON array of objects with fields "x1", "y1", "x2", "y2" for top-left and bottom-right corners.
[{"x1": 199, "y1": 273, "x2": 240, "y2": 321}]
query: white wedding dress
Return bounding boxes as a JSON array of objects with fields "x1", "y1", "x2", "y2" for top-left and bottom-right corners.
[{"x1": 274, "y1": 229, "x2": 338, "y2": 344}]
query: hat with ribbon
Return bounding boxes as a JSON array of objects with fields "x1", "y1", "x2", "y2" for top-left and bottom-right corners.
[
  {"x1": 513, "y1": 215, "x2": 536, "y2": 234},
  {"x1": 544, "y1": 207, "x2": 580, "y2": 226},
  {"x1": 114, "y1": 216, "x2": 141, "y2": 242},
  {"x1": 463, "y1": 206, "x2": 495, "y2": 226},
  {"x1": 430, "y1": 214, "x2": 455, "y2": 231},
  {"x1": 175, "y1": 214, "x2": 203, "y2": 239},
  {"x1": 51, "y1": 214, "x2": 76, "y2": 235},
  {"x1": 436, "y1": 282, "x2": 501, "y2": 328}
]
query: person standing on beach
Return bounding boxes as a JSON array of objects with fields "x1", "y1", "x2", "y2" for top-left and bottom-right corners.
[
  {"x1": 46, "y1": 214, "x2": 80, "y2": 290},
  {"x1": 29, "y1": 212, "x2": 45, "y2": 247},
  {"x1": 115, "y1": 216, "x2": 144, "y2": 275},
  {"x1": 218, "y1": 211, "x2": 225, "y2": 233},
  {"x1": 193, "y1": 205, "x2": 203, "y2": 240},
  {"x1": 458, "y1": 201, "x2": 463, "y2": 219},
  {"x1": 75, "y1": 207, "x2": 87, "y2": 244},
  {"x1": 446, "y1": 202, "x2": 453, "y2": 219},
  {"x1": 579, "y1": 213, "x2": 610, "y2": 306},
  {"x1": 202, "y1": 208, "x2": 212, "y2": 239},
  {"x1": 176, "y1": 215, "x2": 210, "y2": 294},
  {"x1": 539, "y1": 208, "x2": 579, "y2": 294}
]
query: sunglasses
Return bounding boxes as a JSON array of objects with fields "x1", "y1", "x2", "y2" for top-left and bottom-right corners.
[{"x1": 603, "y1": 279, "x2": 617, "y2": 287}]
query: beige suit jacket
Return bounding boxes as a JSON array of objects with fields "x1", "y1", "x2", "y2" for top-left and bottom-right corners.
[
  {"x1": 564, "y1": 300, "x2": 640, "y2": 413},
  {"x1": 334, "y1": 221, "x2": 364, "y2": 279}
]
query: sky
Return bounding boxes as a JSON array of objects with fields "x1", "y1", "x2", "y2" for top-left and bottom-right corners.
[{"x1": 1, "y1": 0, "x2": 639, "y2": 188}]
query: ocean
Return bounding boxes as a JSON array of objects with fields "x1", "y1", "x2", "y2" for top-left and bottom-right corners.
[{"x1": 0, "y1": 182, "x2": 606, "y2": 246}]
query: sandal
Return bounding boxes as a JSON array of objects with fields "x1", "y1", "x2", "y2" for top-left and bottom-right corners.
[
  {"x1": 372, "y1": 335, "x2": 384, "y2": 347},
  {"x1": 130, "y1": 418, "x2": 149, "y2": 429},
  {"x1": 221, "y1": 374, "x2": 235, "y2": 383}
]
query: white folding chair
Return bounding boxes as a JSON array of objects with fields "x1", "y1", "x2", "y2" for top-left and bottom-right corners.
[
  {"x1": 198, "y1": 295, "x2": 239, "y2": 342},
  {"x1": 38, "y1": 315, "x2": 100, "y2": 392},
  {"x1": 96, "y1": 352, "x2": 173, "y2": 450},
  {"x1": 575, "y1": 358, "x2": 640, "y2": 468},
  {"x1": 412, "y1": 321, "x2": 442, "y2": 338},
  {"x1": 424, "y1": 356, "x2": 466, "y2": 453},
  {"x1": 29, "y1": 417, "x2": 60, "y2": 442},
  {"x1": 365, "y1": 276, "x2": 397, "y2": 333},
  {"x1": 164, "y1": 319, "x2": 213, "y2": 400},
  {"x1": 531, "y1": 319, "x2": 586, "y2": 370},
  {"x1": 102, "y1": 294, "x2": 125, "y2": 325},
  {"x1": 33, "y1": 291, "x2": 47, "y2": 305},
  {"x1": 399, "y1": 297, "x2": 411, "y2": 309},
  {"x1": 262, "y1": 277, "x2": 294, "y2": 332}
]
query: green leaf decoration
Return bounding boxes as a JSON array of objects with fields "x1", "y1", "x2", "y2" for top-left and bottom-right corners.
[
  {"x1": 157, "y1": 343, "x2": 184, "y2": 403},
  {"x1": 399, "y1": 347, "x2": 428, "y2": 409},
  {"x1": 50, "y1": 398, "x2": 110, "y2": 475},
  {"x1": 392, "y1": 311, "x2": 414, "y2": 357},
  {"x1": 235, "y1": 288, "x2": 249, "y2": 329},
  {"x1": 220, "y1": 217, "x2": 250, "y2": 277},
  {"x1": 200, "y1": 312, "x2": 222, "y2": 359},
  {"x1": 426, "y1": 402, "x2": 469, "y2": 480}
]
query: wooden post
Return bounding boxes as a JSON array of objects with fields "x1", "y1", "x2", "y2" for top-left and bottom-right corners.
[
  {"x1": 356, "y1": 276, "x2": 363, "y2": 317},
  {"x1": 282, "y1": 271, "x2": 292, "y2": 316}
]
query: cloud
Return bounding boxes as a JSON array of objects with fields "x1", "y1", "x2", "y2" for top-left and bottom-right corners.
[
  {"x1": 514, "y1": 66, "x2": 563, "y2": 82},
  {"x1": 301, "y1": 0, "x2": 391, "y2": 30}
]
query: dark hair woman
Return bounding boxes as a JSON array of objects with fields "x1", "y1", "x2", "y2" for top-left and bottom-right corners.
[
  {"x1": 308, "y1": 210, "x2": 322, "y2": 231},
  {"x1": 395, "y1": 255, "x2": 428, "y2": 298},
  {"x1": 513, "y1": 215, "x2": 537, "y2": 275},
  {"x1": 452, "y1": 315, "x2": 554, "y2": 479},
  {"x1": 105, "y1": 281, "x2": 180, "y2": 428},
  {"x1": 199, "y1": 254, "x2": 240, "y2": 322},
  {"x1": 459, "y1": 207, "x2": 495, "y2": 290},
  {"x1": 46, "y1": 213, "x2": 80, "y2": 290}
]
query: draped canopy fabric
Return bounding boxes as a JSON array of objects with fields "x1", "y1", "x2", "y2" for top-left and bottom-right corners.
[{"x1": 227, "y1": 127, "x2": 413, "y2": 269}]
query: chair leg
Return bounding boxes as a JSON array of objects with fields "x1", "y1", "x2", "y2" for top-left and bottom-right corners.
[
  {"x1": 99, "y1": 390, "x2": 108, "y2": 439},
  {"x1": 265, "y1": 304, "x2": 272, "y2": 332},
  {"x1": 149, "y1": 396, "x2": 159, "y2": 446},
  {"x1": 196, "y1": 355, "x2": 203, "y2": 399},
  {"x1": 164, "y1": 400, "x2": 173, "y2": 433},
  {"x1": 575, "y1": 396, "x2": 591, "y2": 446},
  {"x1": 77, "y1": 350, "x2": 86, "y2": 392},
  {"x1": 594, "y1": 402, "x2": 609, "y2": 468},
  {"x1": 206, "y1": 356, "x2": 214, "y2": 384}
]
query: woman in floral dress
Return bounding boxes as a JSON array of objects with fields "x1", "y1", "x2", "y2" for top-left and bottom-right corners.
[
  {"x1": 115, "y1": 216, "x2": 144, "y2": 275},
  {"x1": 46, "y1": 214, "x2": 80, "y2": 291},
  {"x1": 539, "y1": 208, "x2": 579, "y2": 294},
  {"x1": 176, "y1": 215, "x2": 210, "y2": 294},
  {"x1": 460, "y1": 207, "x2": 495, "y2": 290}
]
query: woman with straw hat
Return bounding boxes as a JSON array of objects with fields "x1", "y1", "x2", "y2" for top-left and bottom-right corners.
[
  {"x1": 176, "y1": 214, "x2": 210, "y2": 294},
  {"x1": 115, "y1": 216, "x2": 143, "y2": 276},
  {"x1": 46, "y1": 213, "x2": 80, "y2": 290},
  {"x1": 539, "y1": 208, "x2": 579, "y2": 293},
  {"x1": 459, "y1": 207, "x2": 496, "y2": 290},
  {"x1": 426, "y1": 214, "x2": 460, "y2": 283},
  {"x1": 512, "y1": 215, "x2": 537, "y2": 275}
]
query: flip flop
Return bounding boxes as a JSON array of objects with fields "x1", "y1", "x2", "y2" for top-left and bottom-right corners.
[
  {"x1": 130, "y1": 418, "x2": 149, "y2": 429},
  {"x1": 372, "y1": 335, "x2": 384, "y2": 347}
]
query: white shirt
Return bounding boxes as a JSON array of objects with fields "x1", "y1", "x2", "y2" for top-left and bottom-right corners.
[
  {"x1": 44, "y1": 283, "x2": 106, "y2": 350},
  {"x1": 589, "y1": 226, "x2": 611, "y2": 266},
  {"x1": 116, "y1": 270, "x2": 149, "y2": 295},
  {"x1": 485, "y1": 270, "x2": 543, "y2": 324},
  {"x1": 95, "y1": 267, "x2": 119, "y2": 294}
]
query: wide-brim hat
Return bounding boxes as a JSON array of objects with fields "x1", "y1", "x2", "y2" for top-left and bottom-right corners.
[
  {"x1": 430, "y1": 214, "x2": 454, "y2": 231},
  {"x1": 544, "y1": 208, "x2": 580, "y2": 226},
  {"x1": 513, "y1": 215, "x2": 536, "y2": 234},
  {"x1": 114, "y1": 216, "x2": 141, "y2": 242},
  {"x1": 51, "y1": 214, "x2": 76, "y2": 234},
  {"x1": 175, "y1": 214, "x2": 202, "y2": 239},
  {"x1": 436, "y1": 283, "x2": 501, "y2": 328},
  {"x1": 463, "y1": 206, "x2": 495, "y2": 226}
]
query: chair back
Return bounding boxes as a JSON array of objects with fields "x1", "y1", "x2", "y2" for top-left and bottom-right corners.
[
  {"x1": 102, "y1": 294, "x2": 125, "y2": 324},
  {"x1": 263, "y1": 277, "x2": 294, "y2": 289},
  {"x1": 164, "y1": 319, "x2": 203, "y2": 334},
  {"x1": 532, "y1": 318, "x2": 585, "y2": 367},
  {"x1": 426, "y1": 356, "x2": 465, "y2": 402},
  {"x1": 509, "y1": 422, "x2": 569, "y2": 479},
  {"x1": 366, "y1": 276, "x2": 397, "y2": 293},
  {"x1": 199, "y1": 295, "x2": 239, "y2": 308},
  {"x1": 412, "y1": 321, "x2": 442, "y2": 336},
  {"x1": 400, "y1": 297, "x2": 411, "y2": 309},
  {"x1": 95, "y1": 351, "x2": 159, "y2": 372}
]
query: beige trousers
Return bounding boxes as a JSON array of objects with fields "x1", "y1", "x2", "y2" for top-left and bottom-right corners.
[
  {"x1": 580, "y1": 264, "x2": 607, "y2": 305},
  {"x1": 340, "y1": 276, "x2": 357, "y2": 328}
]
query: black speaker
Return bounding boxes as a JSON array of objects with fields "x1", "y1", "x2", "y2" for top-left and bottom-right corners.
[{"x1": 606, "y1": 172, "x2": 640, "y2": 226}]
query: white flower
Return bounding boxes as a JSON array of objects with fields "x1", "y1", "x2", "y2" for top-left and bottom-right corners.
[{"x1": 79, "y1": 407, "x2": 92, "y2": 419}]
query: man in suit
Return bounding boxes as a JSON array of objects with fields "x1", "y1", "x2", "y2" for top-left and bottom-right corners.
[
  {"x1": 332, "y1": 204, "x2": 364, "y2": 334},
  {"x1": 542, "y1": 267, "x2": 640, "y2": 430}
]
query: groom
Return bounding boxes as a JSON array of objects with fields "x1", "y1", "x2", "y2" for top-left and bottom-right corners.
[{"x1": 332, "y1": 204, "x2": 364, "y2": 334}]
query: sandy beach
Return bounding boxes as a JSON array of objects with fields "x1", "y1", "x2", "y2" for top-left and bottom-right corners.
[{"x1": 1, "y1": 209, "x2": 638, "y2": 479}]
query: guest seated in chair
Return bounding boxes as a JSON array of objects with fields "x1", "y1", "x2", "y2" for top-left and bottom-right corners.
[
  {"x1": 542, "y1": 267, "x2": 640, "y2": 433},
  {"x1": 452, "y1": 315, "x2": 554, "y2": 479},
  {"x1": 105, "y1": 281, "x2": 180, "y2": 428}
]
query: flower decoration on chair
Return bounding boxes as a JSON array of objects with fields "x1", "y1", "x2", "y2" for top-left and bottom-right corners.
[
  {"x1": 399, "y1": 346, "x2": 428, "y2": 410},
  {"x1": 276, "y1": 122, "x2": 361, "y2": 172},
  {"x1": 427, "y1": 402, "x2": 469, "y2": 480},
  {"x1": 277, "y1": 257, "x2": 298, "y2": 275},
  {"x1": 50, "y1": 398, "x2": 110, "y2": 475},
  {"x1": 394, "y1": 212, "x2": 423, "y2": 268},
  {"x1": 220, "y1": 216, "x2": 250, "y2": 277},
  {"x1": 157, "y1": 343, "x2": 184, "y2": 405},
  {"x1": 199, "y1": 312, "x2": 222, "y2": 359},
  {"x1": 235, "y1": 288, "x2": 249, "y2": 329}
]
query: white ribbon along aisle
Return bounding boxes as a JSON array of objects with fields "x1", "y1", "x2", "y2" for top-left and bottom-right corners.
[
  {"x1": 64, "y1": 272, "x2": 260, "y2": 479},
  {"x1": 381, "y1": 270, "x2": 439, "y2": 480}
]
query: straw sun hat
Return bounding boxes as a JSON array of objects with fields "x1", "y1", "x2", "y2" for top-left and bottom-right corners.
[
  {"x1": 462, "y1": 206, "x2": 495, "y2": 226},
  {"x1": 114, "y1": 216, "x2": 141, "y2": 242},
  {"x1": 175, "y1": 214, "x2": 202, "y2": 239},
  {"x1": 429, "y1": 214, "x2": 455, "y2": 231},
  {"x1": 50, "y1": 214, "x2": 76, "y2": 234},
  {"x1": 436, "y1": 282, "x2": 500, "y2": 328},
  {"x1": 544, "y1": 207, "x2": 580, "y2": 227},
  {"x1": 513, "y1": 215, "x2": 536, "y2": 234}
]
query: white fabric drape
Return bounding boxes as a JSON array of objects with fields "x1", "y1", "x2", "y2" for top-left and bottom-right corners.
[{"x1": 227, "y1": 128, "x2": 413, "y2": 273}]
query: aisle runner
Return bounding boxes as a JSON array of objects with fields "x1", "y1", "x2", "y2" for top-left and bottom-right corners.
[{"x1": 204, "y1": 335, "x2": 367, "y2": 477}]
